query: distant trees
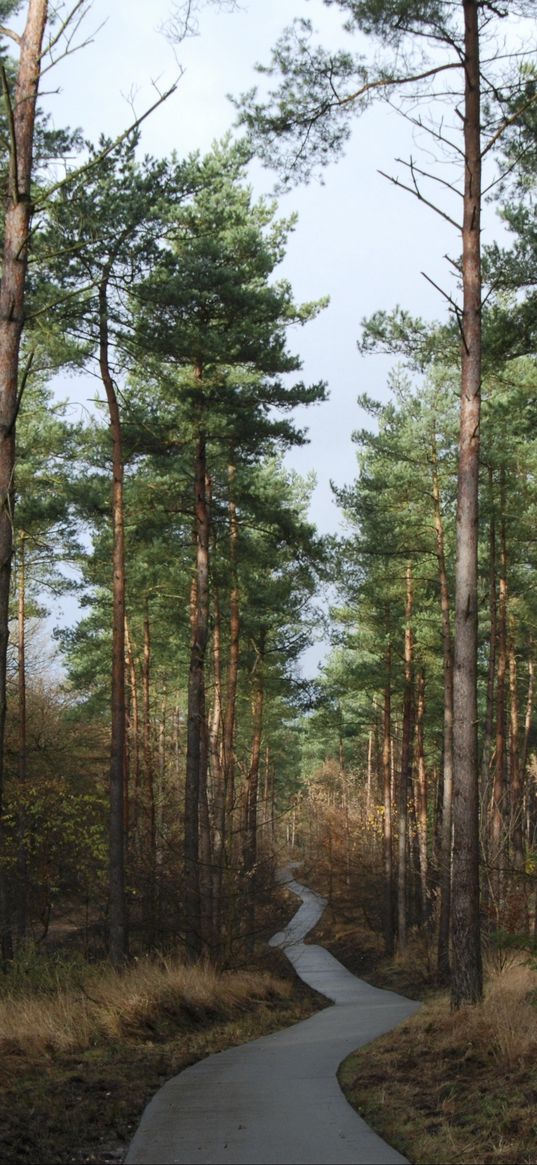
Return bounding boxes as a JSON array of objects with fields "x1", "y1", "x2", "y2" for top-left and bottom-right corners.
[
  {"x1": 25, "y1": 140, "x2": 327, "y2": 961},
  {"x1": 237, "y1": 0, "x2": 536, "y2": 1006}
]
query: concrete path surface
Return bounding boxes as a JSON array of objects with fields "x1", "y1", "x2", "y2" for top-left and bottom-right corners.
[{"x1": 126, "y1": 870, "x2": 420, "y2": 1165}]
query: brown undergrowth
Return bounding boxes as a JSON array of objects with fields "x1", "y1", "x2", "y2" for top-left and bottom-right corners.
[
  {"x1": 301, "y1": 855, "x2": 537, "y2": 1163},
  {"x1": 0, "y1": 943, "x2": 321, "y2": 1165},
  {"x1": 339, "y1": 955, "x2": 537, "y2": 1165}
]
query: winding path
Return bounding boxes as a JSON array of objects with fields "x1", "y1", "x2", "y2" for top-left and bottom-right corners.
[{"x1": 126, "y1": 870, "x2": 419, "y2": 1165}]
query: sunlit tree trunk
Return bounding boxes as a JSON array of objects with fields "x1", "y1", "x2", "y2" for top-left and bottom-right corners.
[{"x1": 451, "y1": 0, "x2": 483, "y2": 1007}]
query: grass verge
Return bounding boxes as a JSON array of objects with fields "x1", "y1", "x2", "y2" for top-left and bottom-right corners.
[
  {"x1": 1, "y1": 945, "x2": 321, "y2": 1165},
  {"x1": 301, "y1": 865, "x2": 537, "y2": 1163},
  {"x1": 339, "y1": 955, "x2": 537, "y2": 1165}
]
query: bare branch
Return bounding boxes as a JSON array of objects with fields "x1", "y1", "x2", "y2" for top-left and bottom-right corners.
[
  {"x1": 7, "y1": 350, "x2": 35, "y2": 438},
  {"x1": 40, "y1": 0, "x2": 92, "y2": 60},
  {"x1": 397, "y1": 155, "x2": 463, "y2": 198},
  {"x1": 387, "y1": 97, "x2": 465, "y2": 159},
  {"x1": 34, "y1": 78, "x2": 179, "y2": 206},
  {"x1": 444, "y1": 252, "x2": 462, "y2": 274},
  {"x1": 163, "y1": 0, "x2": 240, "y2": 44},
  {"x1": 40, "y1": 23, "x2": 106, "y2": 78},
  {"x1": 421, "y1": 270, "x2": 461, "y2": 315},
  {"x1": 0, "y1": 64, "x2": 18, "y2": 203},
  {"x1": 378, "y1": 169, "x2": 460, "y2": 230},
  {"x1": 481, "y1": 90, "x2": 537, "y2": 157},
  {"x1": 0, "y1": 25, "x2": 21, "y2": 47}
]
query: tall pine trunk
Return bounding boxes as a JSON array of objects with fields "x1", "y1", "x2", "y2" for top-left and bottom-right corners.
[
  {"x1": 184, "y1": 383, "x2": 209, "y2": 959},
  {"x1": 243, "y1": 630, "x2": 266, "y2": 951},
  {"x1": 223, "y1": 461, "x2": 240, "y2": 831},
  {"x1": 0, "y1": 0, "x2": 48, "y2": 966},
  {"x1": 99, "y1": 273, "x2": 127, "y2": 964},
  {"x1": 415, "y1": 669, "x2": 428, "y2": 922},
  {"x1": 383, "y1": 638, "x2": 395, "y2": 956},
  {"x1": 490, "y1": 473, "x2": 507, "y2": 912},
  {"x1": 398, "y1": 564, "x2": 414, "y2": 953},
  {"x1": 451, "y1": 0, "x2": 483, "y2": 1007},
  {"x1": 125, "y1": 616, "x2": 141, "y2": 842},
  {"x1": 16, "y1": 531, "x2": 27, "y2": 941},
  {"x1": 508, "y1": 635, "x2": 524, "y2": 873},
  {"x1": 433, "y1": 450, "x2": 454, "y2": 977},
  {"x1": 480, "y1": 466, "x2": 497, "y2": 807}
]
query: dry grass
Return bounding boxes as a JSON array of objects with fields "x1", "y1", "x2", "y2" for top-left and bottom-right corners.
[
  {"x1": 0, "y1": 954, "x2": 291, "y2": 1067},
  {"x1": 340, "y1": 955, "x2": 537, "y2": 1165},
  {"x1": 0, "y1": 946, "x2": 320, "y2": 1165}
]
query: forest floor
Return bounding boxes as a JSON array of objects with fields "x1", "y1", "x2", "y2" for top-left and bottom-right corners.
[
  {"x1": 0, "y1": 901, "x2": 324, "y2": 1165},
  {"x1": 6, "y1": 869, "x2": 537, "y2": 1165},
  {"x1": 307, "y1": 871, "x2": 537, "y2": 1165}
]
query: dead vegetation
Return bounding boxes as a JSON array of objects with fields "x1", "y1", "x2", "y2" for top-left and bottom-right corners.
[
  {"x1": 339, "y1": 954, "x2": 537, "y2": 1165},
  {"x1": 0, "y1": 952, "x2": 290, "y2": 1066},
  {"x1": 0, "y1": 942, "x2": 320, "y2": 1165}
]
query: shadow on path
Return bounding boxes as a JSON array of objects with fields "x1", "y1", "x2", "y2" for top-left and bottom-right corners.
[{"x1": 126, "y1": 869, "x2": 419, "y2": 1165}]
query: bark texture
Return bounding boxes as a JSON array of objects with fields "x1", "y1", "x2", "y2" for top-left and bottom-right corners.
[{"x1": 451, "y1": 0, "x2": 483, "y2": 1008}]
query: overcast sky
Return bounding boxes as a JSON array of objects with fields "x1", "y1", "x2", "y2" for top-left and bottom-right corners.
[{"x1": 34, "y1": 0, "x2": 519, "y2": 668}]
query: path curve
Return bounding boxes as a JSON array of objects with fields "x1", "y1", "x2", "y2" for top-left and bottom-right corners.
[{"x1": 126, "y1": 870, "x2": 419, "y2": 1164}]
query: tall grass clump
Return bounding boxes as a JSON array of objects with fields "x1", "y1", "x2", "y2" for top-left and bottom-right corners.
[{"x1": 0, "y1": 950, "x2": 291, "y2": 1062}]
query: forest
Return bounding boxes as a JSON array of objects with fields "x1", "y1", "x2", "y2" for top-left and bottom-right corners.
[{"x1": 0, "y1": 2, "x2": 537, "y2": 1164}]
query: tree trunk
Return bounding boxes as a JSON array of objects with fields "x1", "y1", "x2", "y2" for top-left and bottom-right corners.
[
  {"x1": 366, "y1": 728, "x2": 373, "y2": 818},
  {"x1": 223, "y1": 460, "x2": 240, "y2": 834},
  {"x1": 432, "y1": 444, "x2": 454, "y2": 978},
  {"x1": 244, "y1": 630, "x2": 266, "y2": 951},
  {"x1": 490, "y1": 473, "x2": 507, "y2": 911},
  {"x1": 184, "y1": 387, "x2": 209, "y2": 960},
  {"x1": 451, "y1": 0, "x2": 483, "y2": 1008},
  {"x1": 125, "y1": 616, "x2": 140, "y2": 842},
  {"x1": 415, "y1": 669, "x2": 428, "y2": 922},
  {"x1": 16, "y1": 531, "x2": 27, "y2": 941},
  {"x1": 480, "y1": 466, "x2": 497, "y2": 808},
  {"x1": 0, "y1": 0, "x2": 48, "y2": 967},
  {"x1": 383, "y1": 639, "x2": 395, "y2": 956},
  {"x1": 209, "y1": 584, "x2": 224, "y2": 942},
  {"x1": 508, "y1": 634, "x2": 524, "y2": 873},
  {"x1": 521, "y1": 652, "x2": 534, "y2": 782},
  {"x1": 142, "y1": 601, "x2": 158, "y2": 938},
  {"x1": 99, "y1": 273, "x2": 127, "y2": 965},
  {"x1": 398, "y1": 563, "x2": 414, "y2": 953}
]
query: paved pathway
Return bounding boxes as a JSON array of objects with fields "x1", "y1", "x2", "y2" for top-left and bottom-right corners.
[{"x1": 126, "y1": 870, "x2": 419, "y2": 1164}]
